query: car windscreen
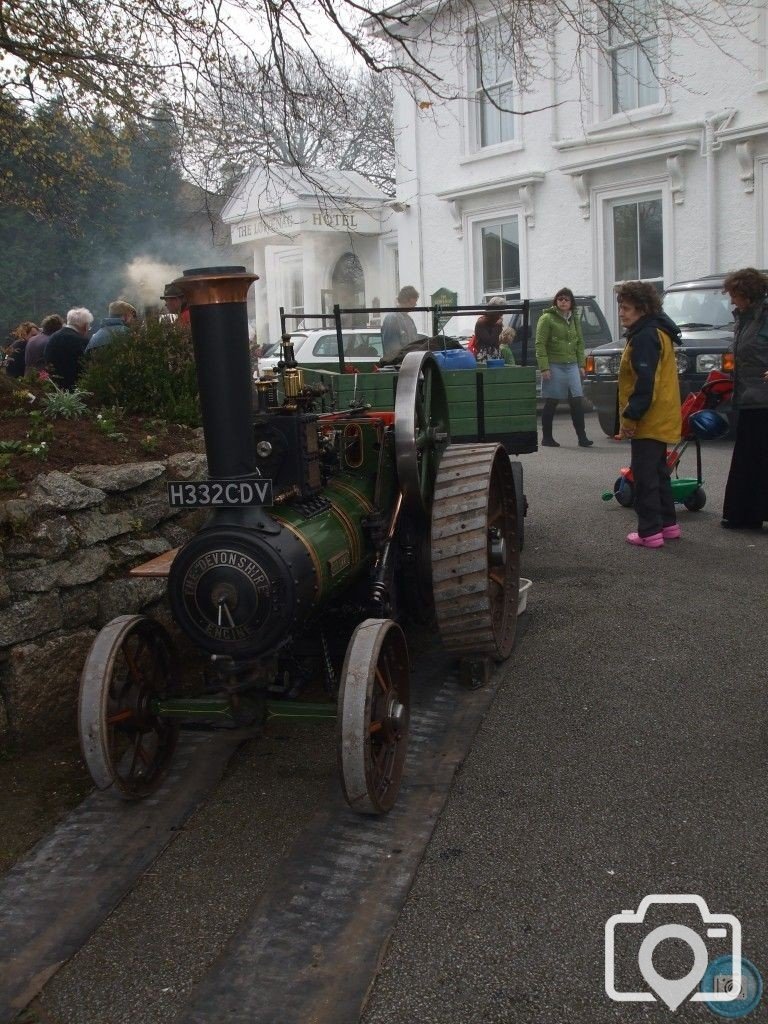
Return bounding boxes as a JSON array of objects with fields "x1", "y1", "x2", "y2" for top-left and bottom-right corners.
[
  {"x1": 262, "y1": 334, "x2": 307, "y2": 357},
  {"x1": 577, "y1": 301, "x2": 612, "y2": 344},
  {"x1": 311, "y1": 332, "x2": 383, "y2": 358},
  {"x1": 438, "y1": 315, "x2": 472, "y2": 340},
  {"x1": 663, "y1": 289, "x2": 734, "y2": 329},
  {"x1": 512, "y1": 300, "x2": 610, "y2": 345}
]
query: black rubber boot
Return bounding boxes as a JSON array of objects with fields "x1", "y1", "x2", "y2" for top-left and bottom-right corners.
[
  {"x1": 541, "y1": 400, "x2": 560, "y2": 447},
  {"x1": 570, "y1": 397, "x2": 593, "y2": 447}
]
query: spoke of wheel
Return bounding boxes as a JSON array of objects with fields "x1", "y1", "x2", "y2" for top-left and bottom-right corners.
[
  {"x1": 375, "y1": 665, "x2": 390, "y2": 693},
  {"x1": 489, "y1": 570, "x2": 505, "y2": 590},
  {"x1": 123, "y1": 643, "x2": 144, "y2": 690},
  {"x1": 488, "y1": 497, "x2": 503, "y2": 522},
  {"x1": 424, "y1": 369, "x2": 433, "y2": 416},
  {"x1": 127, "y1": 734, "x2": 143, "y2": 779},
  {"x1": 373, "y1": 743, "x2": 390, "y2": 771},
  {"x1": 113, "y1": 656, "x2": 133, "y2": 700},
  {"x1": 107, "y1": 709, "x2": 134, "y2": 725},
  {"x1": 415, "y1": 398, "x2": 426, "y2": 431},
  {"x1": 383, "y1": 647, "x2": 397, "y2": 692},
  {"x1": 419, "y1": 449, "x2": 432, "y2": 493}
]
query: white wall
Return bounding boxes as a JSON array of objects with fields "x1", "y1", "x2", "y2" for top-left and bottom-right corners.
[{"x1": 390, "y1": 3, "x2": 768, "y2": 334}]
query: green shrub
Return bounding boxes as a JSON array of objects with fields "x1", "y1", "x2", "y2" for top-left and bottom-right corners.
[
  {"x1": 80, "y1": 319, "x2": 200, "y2": 426},
  {"x1": 41, "y1": 382, "x2": 91, "y2": 419}
]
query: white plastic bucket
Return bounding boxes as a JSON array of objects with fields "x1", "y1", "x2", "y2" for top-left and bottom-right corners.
[{"x1": 518, "y1": 578, "x2": 532, "y2": 615}]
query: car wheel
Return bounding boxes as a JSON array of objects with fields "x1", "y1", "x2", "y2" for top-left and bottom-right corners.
[
  {"x1": 683, "y1": 487, "x2": 706, "y2": 512},
  {"x1": 614, "y1": 476, "x2": 635, "y2": 507},
  {"x1": 598, "y1": 402, "x2": 619, "y2": 438}
]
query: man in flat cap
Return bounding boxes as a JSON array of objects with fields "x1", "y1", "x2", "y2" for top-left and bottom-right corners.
[{"x1": 160, "y1": 283, "x2": 190, "y2": 327}]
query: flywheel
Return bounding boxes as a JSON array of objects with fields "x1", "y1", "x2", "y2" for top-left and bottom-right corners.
[
  {"x1": 430, "y1": 444, "x2": 519, "y2": 661},
  {"x1": 394, "y1": 351, "x2": 450, "y2": 519}
]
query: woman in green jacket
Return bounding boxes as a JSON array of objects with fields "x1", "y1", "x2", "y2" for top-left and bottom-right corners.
[{"x1": 535, "y1": 287, "x2": 592, "y2": 447}]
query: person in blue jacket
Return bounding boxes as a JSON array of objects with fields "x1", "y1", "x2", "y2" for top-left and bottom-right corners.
[{"x1": 86, "y1": 300, "x2": 137, "y2": 353}]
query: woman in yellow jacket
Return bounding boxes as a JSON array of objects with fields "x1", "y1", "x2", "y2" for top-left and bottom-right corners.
[{"x1": 616, "y1": 281, "x2": 682, "y2": 548}]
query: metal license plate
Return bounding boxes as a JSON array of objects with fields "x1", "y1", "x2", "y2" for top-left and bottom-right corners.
[{"x1": 167, "y1": 479, "x2": 273, "y2": 508}]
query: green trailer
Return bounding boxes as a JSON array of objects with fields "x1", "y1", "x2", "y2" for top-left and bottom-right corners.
[
  {"x1": 277, "y1": 299, "x2": 538, "y2": 457},
  {"x1": 300, "y1": 363, "x2": 538, "y2": 456}
]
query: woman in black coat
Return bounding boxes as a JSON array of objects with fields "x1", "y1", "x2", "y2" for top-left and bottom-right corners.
[{"x1": 721, "y1": 267, "x2": 768, "y2": 529}]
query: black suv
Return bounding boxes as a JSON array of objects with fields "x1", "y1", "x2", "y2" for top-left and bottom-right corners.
[{"x1": 583, "y1": 275, "x2": 735, "y2": 436}]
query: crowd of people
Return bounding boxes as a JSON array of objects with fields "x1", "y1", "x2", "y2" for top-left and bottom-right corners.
[{"x1": 1, "y1": 284, "x2": 188, "y2": 390}]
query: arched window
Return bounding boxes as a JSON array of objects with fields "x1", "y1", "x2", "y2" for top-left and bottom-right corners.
[{"x1": 331, "y1": 253, "x2": 365, "y2": 325}]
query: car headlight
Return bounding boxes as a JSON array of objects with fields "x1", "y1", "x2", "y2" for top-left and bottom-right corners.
[
  {"x1": 696, "y1": 353, "x2": 722, "y2": 372},
  {"x1": 675, "y1": 350, "x2": 689, "y2": 374},
  {"x1": 594, "y1": 355, "x2": 621, "y2": 375}
]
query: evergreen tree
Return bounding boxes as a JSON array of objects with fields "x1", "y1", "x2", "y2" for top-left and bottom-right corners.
[{"x1": 0, "y1": 99, "x2": 191, "y2": 330}]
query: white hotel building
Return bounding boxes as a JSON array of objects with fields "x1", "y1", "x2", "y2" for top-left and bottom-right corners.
[{"x1": 223, "y1": 4, "x2": 768, "y2": 343}]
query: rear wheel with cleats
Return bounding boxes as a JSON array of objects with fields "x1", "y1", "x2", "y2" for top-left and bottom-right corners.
[{"x1": 431, "y1": 444, "x2": 519, "y2": 662}]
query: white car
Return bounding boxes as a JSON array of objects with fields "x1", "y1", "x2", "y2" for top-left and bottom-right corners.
[{"x1": 255, "y1": 328, "x2": 383, "y2": 374}]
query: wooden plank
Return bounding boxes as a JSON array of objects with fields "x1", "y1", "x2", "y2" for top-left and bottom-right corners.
[
  {"x1": 477, "y1": 398, "x2": 537, "y2": 415},
  {"x1": 129, "y1": 548, "x2": 179, "y2": 578},
  {"x1": 476, "y1": 366, "x2": 537, "y2": 381},
  {"x1": 486, "y1": 418, "x2": 538, "y2": 433}
]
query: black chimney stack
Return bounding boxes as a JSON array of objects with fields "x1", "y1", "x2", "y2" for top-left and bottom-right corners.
[{"x1": 172, "y1": 266, "x2": 257, "y2": 480}]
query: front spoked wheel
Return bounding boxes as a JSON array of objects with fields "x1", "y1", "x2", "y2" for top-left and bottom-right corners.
[
  {"x1": 337, "y1": 618, "x2": 410, "y2": 814},
  {"x1": 78, "y1": 615, "x2": 180, "y2": 799}
]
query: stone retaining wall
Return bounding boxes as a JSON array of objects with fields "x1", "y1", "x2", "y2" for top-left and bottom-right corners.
[{"x1": 0, "y1": 453, "x2": 207, "y2": 749}]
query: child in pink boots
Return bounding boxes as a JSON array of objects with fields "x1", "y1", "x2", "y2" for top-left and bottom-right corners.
[{"x1": 615, "y1": 282, "x2": 683, "y2": 549}]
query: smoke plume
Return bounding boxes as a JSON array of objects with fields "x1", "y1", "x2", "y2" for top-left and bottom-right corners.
[{"x1": 122, "y1": 257, "x2": 182, "y2": 309}]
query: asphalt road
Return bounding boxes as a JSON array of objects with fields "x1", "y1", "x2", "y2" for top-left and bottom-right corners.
[{"x1": 363, "y1": 414, "x2": 768, "y2": 1024}]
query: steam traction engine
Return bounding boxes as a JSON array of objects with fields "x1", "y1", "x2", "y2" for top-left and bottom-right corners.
[{"x1": 78, "y1": 267, "x2": 520, "y2": 814}]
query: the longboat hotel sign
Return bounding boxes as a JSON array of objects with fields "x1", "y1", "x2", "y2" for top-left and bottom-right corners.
[
  {"x1": 233, "y1": 212, "x2": 297, "y2": 242},
  {"x1": 232, "y1": 206, "x2": 377, "y2": 244}
]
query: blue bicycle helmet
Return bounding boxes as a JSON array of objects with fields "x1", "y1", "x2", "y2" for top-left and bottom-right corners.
[{"x1": 688, "y1": 409, "x2": 730, "y2": 440}]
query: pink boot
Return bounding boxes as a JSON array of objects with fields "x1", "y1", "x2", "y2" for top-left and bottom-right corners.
[
  {"x1": 662, "y1": 524, "x2": 681, "y2": 540},
  {"x1": 626, "y1": 531, "x2": 664, "y2": 548}
]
